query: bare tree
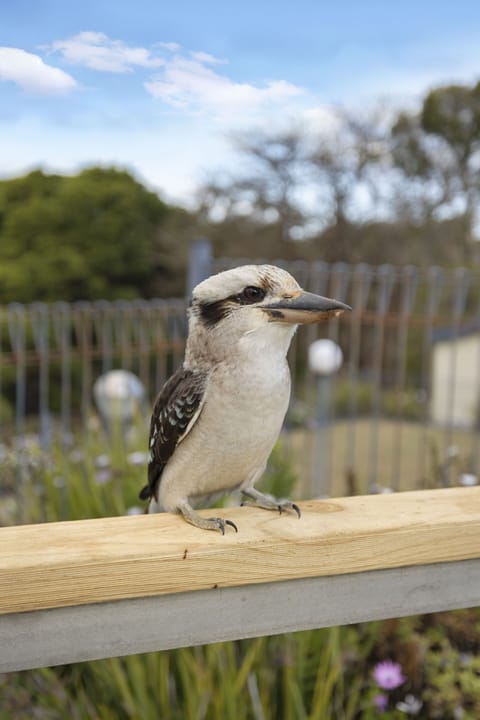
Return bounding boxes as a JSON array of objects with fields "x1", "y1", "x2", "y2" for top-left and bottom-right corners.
[
  {"x1": 390, "y1": 82, "x2": 480, "y2": 261},
  {"x1": 195, "y1": 83, "x2": 480, "y2": 265}
]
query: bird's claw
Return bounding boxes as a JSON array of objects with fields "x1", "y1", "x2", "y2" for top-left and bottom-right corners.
[
  {"x1": 277, "y1": 502, "x2": 301, "y2": 518},
  {"x1": 207, "y1": 517, "x2": 238, "y2": 534}
]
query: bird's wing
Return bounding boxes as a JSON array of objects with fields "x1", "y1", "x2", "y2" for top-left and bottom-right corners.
[{"x1": 139, "y1": 367, "x2": 207, "y2": 501}]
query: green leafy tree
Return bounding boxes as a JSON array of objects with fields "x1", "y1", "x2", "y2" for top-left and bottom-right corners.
[{"x1": 0, "y1": 167, "x2": 179, "y2": 303}]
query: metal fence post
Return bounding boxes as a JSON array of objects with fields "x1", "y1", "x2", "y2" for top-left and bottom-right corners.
[
  {"x1": 346, "y1": 264, "x2": 372, "y2": 489},
  {"x1": 186, "y1": 238, "x2": 213, "y2": 298},
  {"x1": 416, "y1": 267, "x2": 444, "y2": 487},
  {"x1": 368, "y1": 265, "x2": 395, "y2": 491},
  {"x1": 30, "y1": 303, "x2": 51, "y2": 452},
  {"x1": 52, "y1": 302, "x2": 72, "y2": 449},
  {"x1": 7, "y1": 304, "x2": 28, "y2": 523},
  {"x1": 391, "y1": 266, "x2": 418, "y2": 490},
  {"x1": 444, "y1": 268, "x2": 470, "y2": 485}
]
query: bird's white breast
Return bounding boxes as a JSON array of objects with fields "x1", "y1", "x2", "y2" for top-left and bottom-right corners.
[{"x1": 156, "y1": 324, "x2": 295, "y2": 511}]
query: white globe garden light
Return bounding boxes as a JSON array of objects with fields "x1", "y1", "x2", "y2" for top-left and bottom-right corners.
[
  {"x1": 308, "y1": 339, "x2": 343, "y2": 376},
  {"x1": 93, "y1": 370, "x2": 146, "y2": 426},
  {"x1": 308, "y1": 339, "x2": 343, "y2": 498}
]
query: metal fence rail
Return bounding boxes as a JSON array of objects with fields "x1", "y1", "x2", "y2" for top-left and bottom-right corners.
[{"x1": 1, "y1": 261, "x2": 480, "y2": 505}]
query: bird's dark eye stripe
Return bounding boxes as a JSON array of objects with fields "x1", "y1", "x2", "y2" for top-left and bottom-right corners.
[
  {"x1": 195, "y1": 285, "x2": 266, "y2": 326},
  {"x1": 198, "y1": 299, "x2": 231, "y2": 326},
  {"x1": 236, "y1": 286, "x2": 266, "y2": 305}
]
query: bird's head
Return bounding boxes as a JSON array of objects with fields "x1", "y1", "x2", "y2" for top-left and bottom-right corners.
[{"x1": 186, "y1": 264, "x2": 351, "y2": 364}]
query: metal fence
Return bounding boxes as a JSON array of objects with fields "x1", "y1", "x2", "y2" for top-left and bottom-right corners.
[
  {"x1": 1, "y1": 260, "x2": 480, "y2": 505},
  {"x1": 1, "y1": 298, "x2": 186, "y2": 446}
]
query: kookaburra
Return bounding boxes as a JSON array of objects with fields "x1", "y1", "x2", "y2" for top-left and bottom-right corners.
[{"x1": 140, "y1": 264, "x2": 350, "y2": 532}]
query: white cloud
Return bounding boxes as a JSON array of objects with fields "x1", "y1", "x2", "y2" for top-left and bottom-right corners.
[
  {"x1": 156, "y1": 41, "x2": 181, "y2": 52},
  {"x1": 0, "y1": 47, "x2": 77, "y2": 94},
  {"x1": 190, "y1": 51, "x2": 226, "y2": 65},
  {"x1": 145, "y1": 54, "x2": 304, "y2": 119},
  {"x1": 47, "y1": 31, "x2": 165, "y2": 73},
  {"x1": 42, "y1": 32, "x2": 304, "y2": 121}
]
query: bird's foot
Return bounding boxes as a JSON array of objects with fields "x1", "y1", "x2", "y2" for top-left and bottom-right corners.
[
  {"x1": 241, "y1": 489, "x2": 301, "y2": 518},
  {"x1": 206, "y1": 517, "x2": 238, "y2": 535},
  {"x1": 178, "y1": 502, "x2": 238, "y2": 534},
  {"x1": 276, "y1": 500, "x2": 302, "y2": 518}
]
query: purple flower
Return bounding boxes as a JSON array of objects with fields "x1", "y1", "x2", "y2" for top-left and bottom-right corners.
[
  {"x1": 374, "y1": 693, "x2": 389, "y2": 712},
  {"x1": 95, "y1": 469, "x2": 112, "y2": 485},
  {"x1": 373, "y1": 660, "x2": 406, "y2": 690},
  {"x1": 127, "y1": 451, "x2": 149, "y2": 466},
  {"x1": 95, "y1": 454, "x2": 110, "y2": 469}
]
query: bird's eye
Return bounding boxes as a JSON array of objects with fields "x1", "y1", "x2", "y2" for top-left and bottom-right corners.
[{"x1": 238, "y1": 286, "x2": 266, "y2": 304}]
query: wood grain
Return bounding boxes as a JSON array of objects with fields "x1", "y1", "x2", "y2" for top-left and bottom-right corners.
[{"x1": 1, "y1": 487, "x2": 479, "y2": 615}]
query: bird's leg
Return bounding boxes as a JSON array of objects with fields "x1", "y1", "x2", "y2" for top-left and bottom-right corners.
[
  {"x1": 177, "y1": 501, "x2": 238, "y2": 534},
  {"x1": 241, "y1": 488, "x2": 301, "y2": 518}
]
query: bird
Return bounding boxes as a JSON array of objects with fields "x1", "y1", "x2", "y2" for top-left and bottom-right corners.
[{"x1": 139, "y1": 264, "x2": 351, "y2": 533}]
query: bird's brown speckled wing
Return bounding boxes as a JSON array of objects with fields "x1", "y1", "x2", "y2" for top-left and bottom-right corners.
[{"x1": 139, "y1": 368, "x2": 207, "y2": 501}]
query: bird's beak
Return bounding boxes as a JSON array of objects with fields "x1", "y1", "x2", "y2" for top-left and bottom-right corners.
[{"x1": 262, "y1": 291, "x2": 351, "y2": 324}]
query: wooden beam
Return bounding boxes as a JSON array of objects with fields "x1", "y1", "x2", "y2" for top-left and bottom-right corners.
[{"x1": 1, "y1": 487, "x2": 479, "y2": 616}]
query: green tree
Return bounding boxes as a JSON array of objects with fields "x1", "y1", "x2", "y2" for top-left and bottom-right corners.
[{"x1": 0, "y1": 167, "x2": 179, "y2": 303}]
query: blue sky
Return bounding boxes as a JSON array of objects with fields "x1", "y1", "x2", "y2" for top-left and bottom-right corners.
[{"x1": 1, "y1": 0, "x2": 479, "y2": 204}]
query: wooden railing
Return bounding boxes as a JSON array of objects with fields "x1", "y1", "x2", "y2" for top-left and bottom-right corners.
[{"x1": 1, "y1": 487, "x2": 479, "y2": 673}]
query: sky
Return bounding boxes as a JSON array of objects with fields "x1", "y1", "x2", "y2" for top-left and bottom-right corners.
[{"x1": 1, "y1": 0, "x2": 480, "y2": 205}]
